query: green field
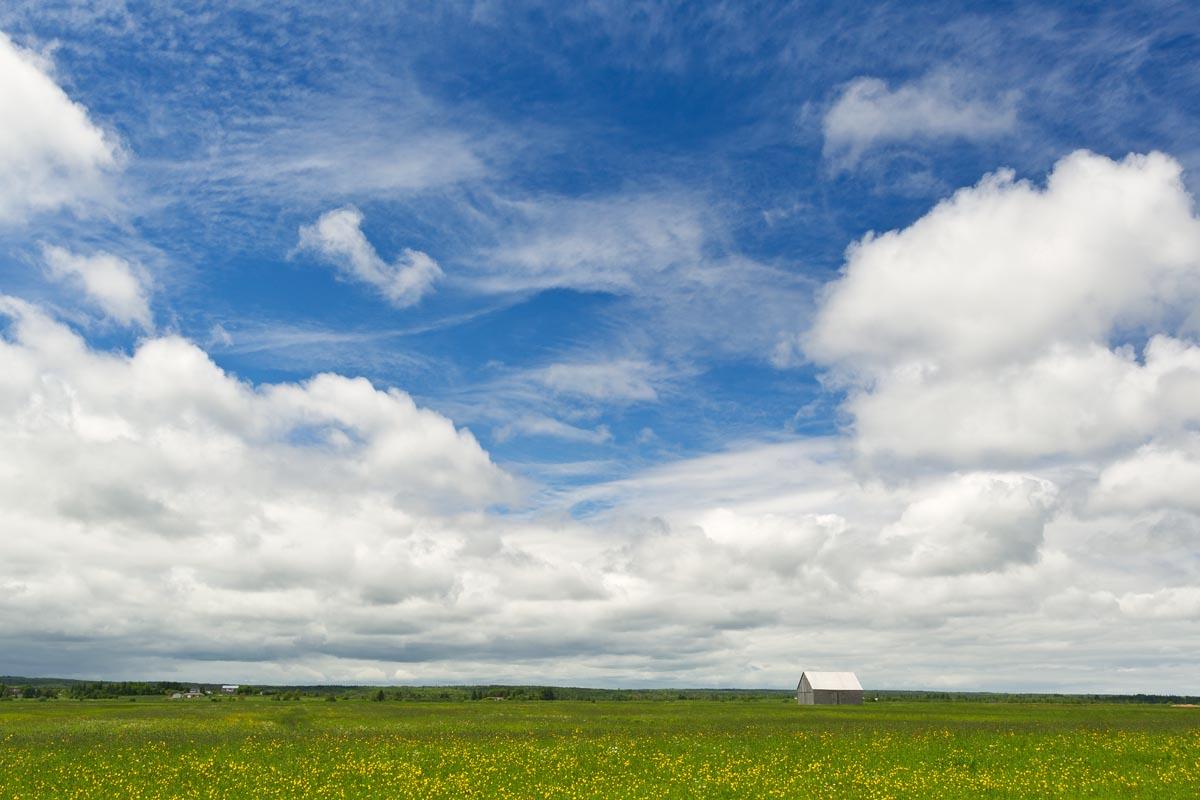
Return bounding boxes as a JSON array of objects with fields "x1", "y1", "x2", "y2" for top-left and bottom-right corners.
[{"x1": 1, "y1": 698, "x2": 1196, "y2": 798}]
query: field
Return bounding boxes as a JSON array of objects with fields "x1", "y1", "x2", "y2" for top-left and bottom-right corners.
[{"x1": 1, "y1": 698, "x2": 1197, "y2": 798}]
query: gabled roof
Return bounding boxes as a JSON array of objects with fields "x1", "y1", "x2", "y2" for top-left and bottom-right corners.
[{"x1": 802, "y1": 671, "x2": 862, "y2": 691}]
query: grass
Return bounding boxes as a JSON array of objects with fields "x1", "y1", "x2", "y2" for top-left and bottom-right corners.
[{"x1": 0, "y1": 698, "x2": 1197, "y2": 798}]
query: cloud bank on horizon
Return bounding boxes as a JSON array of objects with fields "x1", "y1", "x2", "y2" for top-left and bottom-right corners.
[{"x1": 1, "y1": 3, "x2": 1199, "y2": 692}]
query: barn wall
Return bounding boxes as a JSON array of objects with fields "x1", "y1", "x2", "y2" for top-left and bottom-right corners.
[{"x1": 810, "y1": 689, "x2": 864, "y2": 705}]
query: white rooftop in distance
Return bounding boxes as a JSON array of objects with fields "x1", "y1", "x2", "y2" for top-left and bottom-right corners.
[{"x1": 803, "y1": 672, "x2": 863, "y2": 690}]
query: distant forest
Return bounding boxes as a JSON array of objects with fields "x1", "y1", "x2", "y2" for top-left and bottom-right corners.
[{"x1": 3, "y1": 677, "x2": 1197, "y2": 705}]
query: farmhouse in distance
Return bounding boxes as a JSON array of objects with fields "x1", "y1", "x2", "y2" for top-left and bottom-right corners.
[{"x1": 796, "y1": 671, "x2": 864, "y2": 705}]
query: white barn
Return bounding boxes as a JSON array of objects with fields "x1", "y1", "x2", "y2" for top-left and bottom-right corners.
[{"x1": 796, "y1": 671, "x2": 863, "y2": 705}]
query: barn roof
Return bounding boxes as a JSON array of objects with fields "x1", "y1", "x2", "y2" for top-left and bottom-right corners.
[{"x1": 802, "y1": 671, "x2": 862, "y2": 691}]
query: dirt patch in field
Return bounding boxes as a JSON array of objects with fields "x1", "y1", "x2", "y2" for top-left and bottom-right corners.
[{"x1": 1169, "y1": 704, "x2": 1198, "y2": 708}]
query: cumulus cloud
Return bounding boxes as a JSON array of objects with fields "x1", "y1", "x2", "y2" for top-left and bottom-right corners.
[
  {"x1": 0, "y1": 301, "x2": 1196, "y2": 690},
  {"x1": 808, "y1": 151, "x2": 1200, "y2": 464},
  {"x1": 4, "y1": 9, "x2": 1200, "y2": 694},
  {"x1": 572, "y1": 438, "x2": 1200, "y2": 691},
  {"x1": 809, "y1": 152, "x2": 1200, "y2": 370},
  {"x1": 0, "y1": 296, "x2": 511, "y2": 508},
  {"x1": 882, "y1": 473, "x2": 1058, "y2": 575},
  {"x1": 845, "y1": 337, "x2": 1200, "y2": 465},
  {"x1": 1116, "y1": 586, "x2": 1200, "y2": 621},
  {"x1": 297, "y1": 206, "x2": 442, "y2": 307},
  {"x1": 1088, "y1": 437, "x2": 1200, "y2": 515},
  {"x1": 0, "y1": 296, "x2": 561, "y2": 678},
  {"x1": 6, "y1": 145, "x2": 1200, "y2": 689},
  {"x1": 0, "y1": 31, "x2": 121, "y2": 221},
  {"x1": 41, "y1": 245, "x2": 153, "y2": 330},
  {"x1": 823, "y1": 72, "x2": 1017, "y2": 165},
  {"x1": 689, "y1": 507, "x2": 849, "y2": 580}
]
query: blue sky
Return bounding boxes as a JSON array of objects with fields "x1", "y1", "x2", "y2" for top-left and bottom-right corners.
[{"x1": 2, "y1": 1, "x2": 1200, "y2": 690}]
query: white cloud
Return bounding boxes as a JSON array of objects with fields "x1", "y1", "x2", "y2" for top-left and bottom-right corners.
[
  {"x1": 1088, "y1": 437, "x2": 1200, "y2": 515},
  {"x1": 244, "y1": 130, "x2": 486, "y2": 196},
  {"x1": 210, "y1": 122, "x2": 488, "y2": 202},
  {"x1": 0, "y1": 31, "x2": 121, "y2": 221},
  {"x1": 297, "y1": 206, "x2": 442, "y2": 307},
  {"x1": 0, "y1": 297, "x2": 549, "y2": 681},
  {"x1": 424, "y1": 356, "x2": 670, "y2": 457},
  {"x1": 475, "y1": 191, "x2": 813, "y2": 365},
  {"x1": 882, "y1": 473, "x2": 1058, "y2": 575},
  {"x1": 495, "y1": 415, "x2": 612, "y2": 445},
  {"x1": 4, "y1": 10, "x2": 1199, "y2": 694},
  {"x1": 808, "y1": 151, "x2": 1200, "y2": 465},
  {"x1": 0, "y1": 302, "x2": 1196, "y2": 690},
  {"x1": 1116, "y1": 586, "x2": 1200, "y2": 621},
  {"x1": 823, "y1": 72, "x2": 1017, "y2": 165},
  {"x1": 810, "y1": 151, "x2": 1200, "y2": 370},
  {"x1": 570, "y1": 438, "x2": 1200, "y2": 692},
  {"x1": 0, "y1": 296, "x2": 511, "y2": 507},
  {"x1": 41, "y1": 245, "x2": 152, "y2": 331},
  {"x1": 846, "y1": 337, "x2": 1200, "y2": 465},
  {"x1": 690, "y1": 507, "x2": 848, "y2": 579},
  {"x1": 477, "y1": 193, "x2": 708, "y2": 294},
  {"x1": 208, "y1": 324, "x2": 234, "y2": 347},
  {"x1": 535, "y1": 359, "x2": 661, "y2": 402}
]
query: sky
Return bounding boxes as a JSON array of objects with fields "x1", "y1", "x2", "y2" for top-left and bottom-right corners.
[{"x1": 1, "y1": 1, "x2": 1199, "y2": 692}]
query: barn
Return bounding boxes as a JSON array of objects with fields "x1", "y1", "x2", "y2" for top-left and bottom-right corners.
[{"x1": 796, "y1": 671, "x2": 863, "y2": 705}]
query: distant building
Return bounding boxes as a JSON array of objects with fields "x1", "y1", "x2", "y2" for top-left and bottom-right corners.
[
  {"x1": 796, "y1": 672, "x2": 863, "y2": 705},
  {"x1": 221, "y1": 685, "x2": 239, "y2": 694}
]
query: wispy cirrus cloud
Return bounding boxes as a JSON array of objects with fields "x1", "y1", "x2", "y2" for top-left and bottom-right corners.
[
  {"x1": 474, "y1": 191, "x2": 709, "y2": 294},
  {"x1": 201, "y1": 116, "x2": 491, "y2": 201},
  {"x1": 472, "y1": 189, "x2": 815, "y2": 364},
  {"x1": 534, "y1": 359, "x2": 664, "y2": 403},
  {"x1": 495, "y1": 414, "x2": 613, "y2": 445}
]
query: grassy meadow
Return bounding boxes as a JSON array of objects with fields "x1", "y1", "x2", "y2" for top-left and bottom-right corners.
[{"x1": 1, "y1": 697, "x2": 1197, "y2": 798}]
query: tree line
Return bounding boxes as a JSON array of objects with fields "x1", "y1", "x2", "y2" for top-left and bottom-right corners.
[
  {"x1": 1, "y1": 680, "x2": 190, "y2": 699},
  {"x1": 4, "y1": 677, "x2": 1196, "y2": 705}
]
